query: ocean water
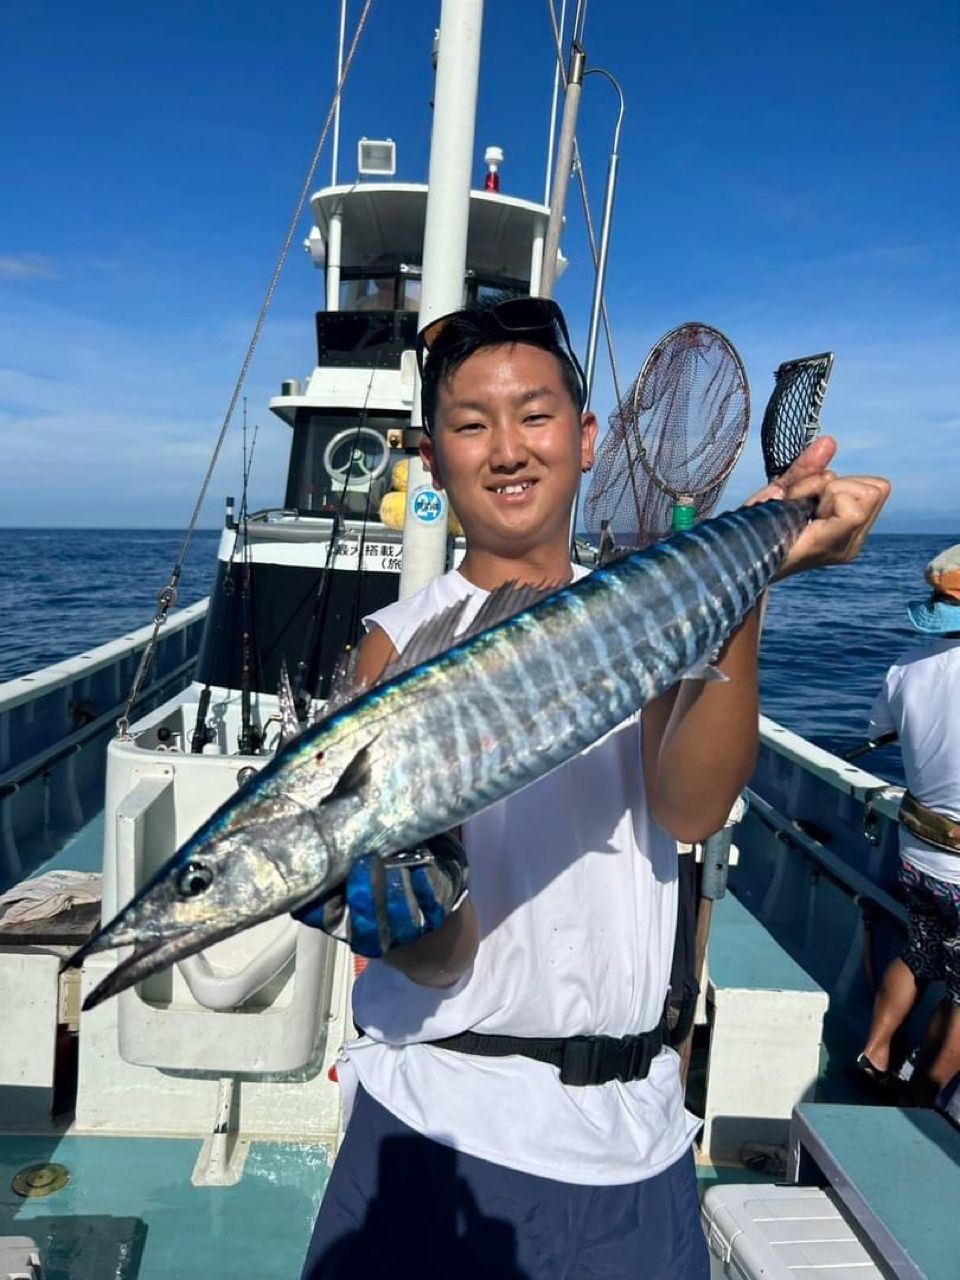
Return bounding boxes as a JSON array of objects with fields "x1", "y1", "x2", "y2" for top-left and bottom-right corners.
[
  {"x1": 0, "y1": 529, "x2": 220, "y2": 681},
  {"x1": 1, "y1": 529, "x2": 955, "y2": 785}
]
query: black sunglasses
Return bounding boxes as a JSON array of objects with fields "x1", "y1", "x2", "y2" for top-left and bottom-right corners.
[{"x1": 415, "y1": 295, "x2": 588, "y2": 410}]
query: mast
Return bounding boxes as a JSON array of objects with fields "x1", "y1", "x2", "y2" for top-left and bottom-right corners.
[
  {"x1": 539, "y1": 0, "x2": 589, "y2": 298},
  {"x1": 398, "y1": 0, "x2": 485, "y2": 599}
]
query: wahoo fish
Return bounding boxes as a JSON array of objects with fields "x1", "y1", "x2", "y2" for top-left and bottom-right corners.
[{"x1": 71, "y1": 498, "x2": 813, "y2": 1008}]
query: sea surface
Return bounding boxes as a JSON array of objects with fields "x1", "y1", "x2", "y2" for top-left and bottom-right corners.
[{"x1": 2, "y1": 529, "x2": 956, "y2": 785}]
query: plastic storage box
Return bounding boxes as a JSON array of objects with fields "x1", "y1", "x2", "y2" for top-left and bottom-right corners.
[{"x1": 702, "y1": 1183, "x2": 887, "y2": 1279}]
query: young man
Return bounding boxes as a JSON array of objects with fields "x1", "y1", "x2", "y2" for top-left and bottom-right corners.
[{"x1": 299, "y1": 298, "x2": 890, "y2": 1279}]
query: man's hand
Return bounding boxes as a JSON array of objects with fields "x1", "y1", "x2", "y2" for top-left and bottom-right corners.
[
  {"x1": 746, "y1": 436, "x2": 891, "y2": 580},
  {"x1": 292, "y1": 831, "x2": 469, "y2": 960}
]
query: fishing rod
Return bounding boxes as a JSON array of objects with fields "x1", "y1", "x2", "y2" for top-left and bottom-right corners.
[
  {"x1": 842, "y1": 731, "x2": 897, "y2": 762},
  {"x1": 237, "y1": 405, "x2": 262, "y2": 756},
  {"x1": 190, "y1": 493, "x2": 241, "y2": 755},
  {"x1": 291, "y1": 368, "x2": 380, "y2": 715}
]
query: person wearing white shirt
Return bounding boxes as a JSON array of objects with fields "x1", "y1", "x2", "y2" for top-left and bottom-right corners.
[
  {"x1": 297, "y1": 297, "x2": 890, "y2": 1280},
  {"x1": 857, "y1": 545, "x2": 960, "y2": 1102}
]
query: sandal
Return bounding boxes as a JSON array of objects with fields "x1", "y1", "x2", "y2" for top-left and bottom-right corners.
[{"x1": 850, "y1": 1053, "x2": 901, "y2": 1099}]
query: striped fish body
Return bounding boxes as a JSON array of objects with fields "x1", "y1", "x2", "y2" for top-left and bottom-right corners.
[
  {"x1": 73, "y1": 498, "x2": 811, "y2": 1005},
  {"x1": 271, "y1": 497, "x2": 812, "y2": 874}
]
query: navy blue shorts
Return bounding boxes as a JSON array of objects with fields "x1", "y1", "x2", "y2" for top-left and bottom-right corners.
[{"x1": 301, "y1": 1087, "x2": 709, "y2": 1280}]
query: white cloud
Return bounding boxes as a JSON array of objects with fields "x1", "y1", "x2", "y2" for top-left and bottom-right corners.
[
  {"x1": 0, "y1": 253, "x2": 58, "y2": 280},
  {"x1": 0, "y1": 297, "x2": 312, "y2": 525}
]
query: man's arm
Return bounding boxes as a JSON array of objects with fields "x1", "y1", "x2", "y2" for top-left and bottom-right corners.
[
  {"x1": 641, "y1": 607, "x2": 762, "y2": 843},
  {"x1": 353, "y1": 625, "x2": 480, "y2": 989}
]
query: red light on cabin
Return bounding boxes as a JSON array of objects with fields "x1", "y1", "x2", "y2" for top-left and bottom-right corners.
[{"x1": 483, "y1": 145, "x2": 504, "y2": 194}]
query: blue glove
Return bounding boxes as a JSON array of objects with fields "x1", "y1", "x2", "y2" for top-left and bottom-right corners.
[{"x1": 292, "y1": 831, "x2": 469, "y2": 959}]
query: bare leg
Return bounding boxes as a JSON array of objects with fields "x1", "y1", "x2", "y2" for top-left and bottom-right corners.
[
  {"x1": 910, "y1": 997, "x2": 951, "y2": 1079},
  {"x1": 862, "y1": 957, "x2": 922, "y2": 1072},
  {"x1": 926, "y1": 1001, "x2": 960, "y2": 1091}
]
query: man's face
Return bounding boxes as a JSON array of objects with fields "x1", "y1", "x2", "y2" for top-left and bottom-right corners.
[{"x1": 421, "y1": 343, "x2": 597, "y2": 557}]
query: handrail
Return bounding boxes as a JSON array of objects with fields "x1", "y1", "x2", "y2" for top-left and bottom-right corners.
[
  {"x1": 744, "y1": 788, "x2": 908, "y2": 926},
  {"x1": 178, "y1": 925, "x2": 299, "y2": 1011},
  {"x1": 0, "y1": 655, "x2": 198, "y2": 799},
  {"x1": 115, "y1": 772, "x2": 301, "y2": 1012},
  {"x1": 0, "y1": 599, "x2": 207, "y2": 712}
]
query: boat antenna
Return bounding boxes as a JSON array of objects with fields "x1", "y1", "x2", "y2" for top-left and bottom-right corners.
[
  {"x1": 331, "y1": 0, "x2": 349, "y2": 184},
  {"x1": 542, "y1": 0, "x2": 568, "y2": 204},
  {"x1": 543, "y1": 0, "x2": 625, "y2": 437},
  {"x1": 114, "y1": 0, "x2": 375, "y2": 739},
  {"x1": 540, "y1": 34, "x2": 585, "y2": 297},
  {"x1": 237, "y1": 402, "x2": 261, "y2": 755}
]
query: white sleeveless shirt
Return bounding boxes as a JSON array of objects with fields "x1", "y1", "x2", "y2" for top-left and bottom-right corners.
[{"x1": 341, "y1": 567, "x2": 699, "y2": 1185}]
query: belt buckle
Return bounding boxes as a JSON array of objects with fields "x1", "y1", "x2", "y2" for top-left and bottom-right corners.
[{"x1": 559, "y1": 1036, "x2": 601, "y2": 1087}]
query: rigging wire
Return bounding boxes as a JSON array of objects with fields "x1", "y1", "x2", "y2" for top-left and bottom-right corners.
[{"x1": 116, "y1": 0, "x2": 376, "y2": 738}]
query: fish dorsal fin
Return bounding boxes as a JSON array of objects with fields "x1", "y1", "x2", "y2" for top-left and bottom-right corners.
[
  {"x1": 323, "y1": 644, "x2": 363, "y2": 718},
  {"x1": 277, "y1": 659, "x2": 304, "y2": 746},
  {"x1": 319, "y1": 739, "x2": 377, "y2": 807},
  {"x1": 376, "y1": 579, "x2": 560, "y2": 687}
]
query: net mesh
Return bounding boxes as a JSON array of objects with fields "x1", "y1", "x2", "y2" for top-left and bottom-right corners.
[
  {"x1": 759, "y1": 352, "x2": 834, "y2": 479},
  {"x1": 584, "y1": 323, "x2": 749, "y2": 548}
]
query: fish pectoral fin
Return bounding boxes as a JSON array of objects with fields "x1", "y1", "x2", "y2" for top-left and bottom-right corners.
[
  {"x1": 682, "y1": 661, "x2": 729, "y2": 684},
  {"x1": 320, "y1": 739, "x2": 378, "y2": 807}
]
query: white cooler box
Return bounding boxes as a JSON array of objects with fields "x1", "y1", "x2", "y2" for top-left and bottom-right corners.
[{"x1": 702, "y1": 1183, "x2": 888, "y2": 1279}]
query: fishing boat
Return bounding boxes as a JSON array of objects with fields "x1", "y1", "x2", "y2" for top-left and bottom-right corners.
[{"x1": 2, "y1": 4, "x2": 957, "y2": 1278}]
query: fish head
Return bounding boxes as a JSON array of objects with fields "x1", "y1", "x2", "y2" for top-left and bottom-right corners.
[{"x1": 68, "y1": 791, "x2": 336, "y2": 1009}]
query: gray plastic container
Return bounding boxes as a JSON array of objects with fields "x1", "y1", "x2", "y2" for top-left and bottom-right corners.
[{"x1": 702, "y1": 1183, "x2": 888, "y2": 1279}]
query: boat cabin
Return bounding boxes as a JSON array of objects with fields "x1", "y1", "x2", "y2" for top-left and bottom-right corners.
[{"x1": 195, "y1": 179, "x2": 552, "y2": 702}]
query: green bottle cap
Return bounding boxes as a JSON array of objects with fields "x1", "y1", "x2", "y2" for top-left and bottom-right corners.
[{"x1": 671, "y1": 499, "x2": 696, "y2": 533}]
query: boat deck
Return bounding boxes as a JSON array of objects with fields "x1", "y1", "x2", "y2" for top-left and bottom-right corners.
[
  {"x1": 0, "y1": 1128, "x2": 774, "y2": 1280},
  {"x1": 0, "y1": 1132, "x2": 330, "y2": 1280}
]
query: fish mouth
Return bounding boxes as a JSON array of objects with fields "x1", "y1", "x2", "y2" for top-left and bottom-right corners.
[{"x1": 65, "y1": 917, "x2": 246, "y2": 1012}]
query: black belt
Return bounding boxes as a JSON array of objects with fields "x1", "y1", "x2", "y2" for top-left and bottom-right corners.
[{"x1": 424, "y1": 1020, "x2": 666, "y2": 1087}]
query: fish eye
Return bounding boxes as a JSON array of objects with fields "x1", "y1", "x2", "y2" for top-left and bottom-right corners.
[{"x1": 177, "y1": 861, "x2": 214, "y2": 898}]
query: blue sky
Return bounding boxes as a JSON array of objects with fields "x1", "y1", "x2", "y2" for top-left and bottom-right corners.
[{"x1": 2, "y1": 0, "x2": 957, "y2": 530}]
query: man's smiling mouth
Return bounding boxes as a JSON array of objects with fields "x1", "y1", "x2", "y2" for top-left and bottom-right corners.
[{"x1": 490, "y1": 480, "x2": 536, "y2": 495}]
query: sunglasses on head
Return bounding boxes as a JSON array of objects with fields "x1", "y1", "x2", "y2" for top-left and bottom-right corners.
[{"x1": 415, "y1": 295, "x2": 588, "y2": 407}]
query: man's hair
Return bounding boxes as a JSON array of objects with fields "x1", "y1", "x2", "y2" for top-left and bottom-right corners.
[{"x1": 420, "y1": 304, "x2": 586, "y2": 435}]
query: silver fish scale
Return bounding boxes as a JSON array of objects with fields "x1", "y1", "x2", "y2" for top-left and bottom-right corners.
[{"x1": 327, "y1": 499, "x2": 810, "y2": 859}]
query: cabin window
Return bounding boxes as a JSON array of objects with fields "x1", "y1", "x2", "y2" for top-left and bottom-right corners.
[
  {"x1": 340, "y1": 272, "x2": 422, "y2": 314},
  {"x1": 285, "y1": 411, "x2": 405, "y2": 520},
  {"x1": 341, "y1": 275, "x2": 398, "y2": 311},
  {"x1": 472, "y1": 280, "x2": 527, "y2": 306},
  {"x1": 399, "y1": 277, "x2": 422, "y2": 312}
]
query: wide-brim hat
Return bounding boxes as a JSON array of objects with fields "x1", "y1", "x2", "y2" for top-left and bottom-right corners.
[
  {"x1": 908, "y1": 543, "x2": 960, "y2": 634},
  {"x1": 907, "y1": 597, "x2": 960, "y2": 634}
]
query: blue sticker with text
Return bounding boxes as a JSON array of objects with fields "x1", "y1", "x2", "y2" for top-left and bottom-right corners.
[{"x1": 411, "y1": 485, "x2": 445, "y2": 525}]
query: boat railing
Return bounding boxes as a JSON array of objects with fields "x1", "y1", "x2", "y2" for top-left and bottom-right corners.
[
  {"x1": 0, "y1": 600, "x2": 209, "y2": 891},
  {"x1": 744, "y1": 788, "x2": 907, "y2": 929}
]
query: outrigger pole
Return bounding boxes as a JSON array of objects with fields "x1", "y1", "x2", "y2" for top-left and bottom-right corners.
[
  {"x1": 539, "y1": 30, "x2": 585, "y2": 298},
  {"x1": 398, "y1": 0, "x2": 484, "y2": 600}
]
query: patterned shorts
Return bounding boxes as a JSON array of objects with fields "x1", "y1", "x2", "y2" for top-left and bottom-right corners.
[{"x1": 899, "y1": 860, "x2": 960, "y2": 1003}]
